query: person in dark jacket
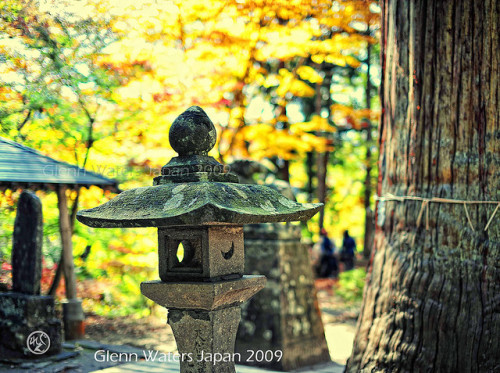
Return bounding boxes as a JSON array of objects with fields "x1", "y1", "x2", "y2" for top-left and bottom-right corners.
[
  {"x1": 340, "y1": 230, "x2": 356, "y2": 271},
  {"x1": 318, "y1": 228, "x2": 338, "y2": 278}
]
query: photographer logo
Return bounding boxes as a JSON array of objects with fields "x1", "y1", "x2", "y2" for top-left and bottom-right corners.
[{"x1": 27, "y1": 331, "x2": 50, "y2": 355}]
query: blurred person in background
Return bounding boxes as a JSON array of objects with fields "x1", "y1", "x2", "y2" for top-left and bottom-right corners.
[
  {"x1": 317, "y1": 228, "x2": 338, "y2": 278},
  {"x1": 340, "y1": 230, "x2": 356, "y2": 271}
]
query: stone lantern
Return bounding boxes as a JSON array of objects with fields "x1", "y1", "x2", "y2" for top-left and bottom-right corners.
[{"x1": 77, "y1": 106, "x2": 322, "y2": 373}]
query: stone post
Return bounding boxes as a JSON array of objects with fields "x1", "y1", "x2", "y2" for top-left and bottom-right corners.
[
  {"x1": 238, "y1": 222, "x2": 331, "y2": 370},
  {"x1": 12, "y1": 190, "x2": 43, "y2": 295},
  {"x1": 77, "y1": 106, "x2": 323, "y2": 373},
  {"x1": 230, "y1": 163, "x2": 331, "y2": 370},
  {"x1": 0, "y1": 191, "x2": 62, "y2": 358}
]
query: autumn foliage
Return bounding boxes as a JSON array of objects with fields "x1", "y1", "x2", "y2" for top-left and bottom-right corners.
[{"x1": 0, "y1": 0, "x2": 380, "y2": 314}]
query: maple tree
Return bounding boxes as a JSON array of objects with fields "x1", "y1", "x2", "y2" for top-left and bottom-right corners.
[
  {"x1": 0, "y1": 0, "x2": 380, "y2": 314},
  {"x1": 0, "y1": 0, "x2": 132, "y2": 301},
  {"x1": 103, "y1": 0, "x2": 381, "y2": 241},
  {"x1": 103, "y1": 0, "x2": 378, "y2": 156}
]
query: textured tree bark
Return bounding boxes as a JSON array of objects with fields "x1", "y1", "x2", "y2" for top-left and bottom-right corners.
[{"x1": 347, "y1": 0, "x2": 499, "y2": 372}]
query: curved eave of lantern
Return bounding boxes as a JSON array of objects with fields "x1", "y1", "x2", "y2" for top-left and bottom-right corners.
[{"x1": 76, "y1": 182, "x2": 322, "y2": 228}]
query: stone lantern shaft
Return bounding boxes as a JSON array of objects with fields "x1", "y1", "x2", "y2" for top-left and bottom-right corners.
[{"x1": 77, "y1": 106, "x2": 322, "y2": 373}]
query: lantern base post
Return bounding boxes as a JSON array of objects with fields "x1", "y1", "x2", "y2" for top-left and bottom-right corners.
[
  {"x1": 141, "y1": 275, "x2": 266, "y2": 373},
  {"x1": 168, "y1": 306, "x2": 241, "y2": 373}
]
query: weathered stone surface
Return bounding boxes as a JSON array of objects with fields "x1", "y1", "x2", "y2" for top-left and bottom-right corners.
[
  {"x1": 0, "y1": 293, "x2": 62, "y2": 358},
  {"x1": 169, "y1": 106, "x2": 216, "y2": 156},
  {"x1": 2, "y1": 191, "x2": 62, "y2": 359},
  {"x1": 162, "y1": 155, "x2": 224, "y2": 174},
  {"x1": 157, "y1": 154, "x2": 239, "y2": 185},
  {"x1": 76, "y1": 182, "x2": 322, "y2": 228},
  {"x1": 236, "y1": 223, "x2": 331, "y2": 371},
  {"x1": 154, "y1": 170, "x2": 240, "y2": 184},
  {"x1": 12, "y1": 190, "x2": 43, "y2": 295},
  {"x1": 168, "y1": 306, "x2": 241, "y2": 373},
  {"x1": 158, "y1": 226, "x2": 244, "y2": 281},
  {"x1": 141, "y1": 275, "x2": 266, "y2": 310}
]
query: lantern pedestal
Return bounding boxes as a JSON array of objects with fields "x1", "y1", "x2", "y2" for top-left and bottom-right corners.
[
  {"x1": 168, "y1": 306, "x2": 240, "y2": 373},
  {"x1": 141, "y1": 276, "x2": 266, "y2": 373}
]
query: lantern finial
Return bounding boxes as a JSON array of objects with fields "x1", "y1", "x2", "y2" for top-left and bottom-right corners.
[{"x1": 169, "y1": 106, "x2": 216, "y2": 156}]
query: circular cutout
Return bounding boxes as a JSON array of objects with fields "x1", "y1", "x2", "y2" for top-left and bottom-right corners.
[{"x1": 176, "y1": 240, "x2": 195, "y2": 265}]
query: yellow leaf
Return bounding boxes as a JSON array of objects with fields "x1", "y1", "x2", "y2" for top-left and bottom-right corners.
[
  {"x1": 311, "y1": 54, "x2": 324, "y2": 64},
  {"x1": 345, "y1": 55, "x2": 361, "y2": 68},
  {"x1": 291, "y1": 115, "x2": 335, "y2": 134},
  {"x1": 296, "y1": 65, "x2": 323, "y2": 84}
]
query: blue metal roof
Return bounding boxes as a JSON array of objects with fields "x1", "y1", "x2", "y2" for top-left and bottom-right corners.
[{"x1": 0, "y1": 136, "x2": 119, "y2": 191}]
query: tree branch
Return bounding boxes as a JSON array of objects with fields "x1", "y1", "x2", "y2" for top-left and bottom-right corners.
[{"x1": 12, "y1": 110, "x2": 30, "y2": 136}]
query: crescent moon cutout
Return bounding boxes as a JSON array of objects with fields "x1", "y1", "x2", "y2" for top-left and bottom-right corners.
[{"x1": 222, "y1": 242, "x2": 234, "y2": 260}]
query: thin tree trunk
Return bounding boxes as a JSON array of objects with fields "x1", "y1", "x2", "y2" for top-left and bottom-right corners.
[
  {"x1": 57, "y1": 185, "x2": 77, "y2": 300},
  {"x1": 317, "y1": 151, "x2": 329, "y2": 230},
  {"x1": 363, "y1": 33, "x2": 375, "y2": 259},
  {"x1": 47, "y1": 255, "x2": 63, "y2": 296},
  {"x1": 347, "y1": 0, "x2": 499, "y2": 371},
  {"x1": 306, "y1": 151, "x2": 315, "y2": 202},
  {"x1": 48, "y1": 188, "x2": 80, "y2": 296},
  {"x1": 316, "y1": 76, "x2": 329, "y2": 230}
]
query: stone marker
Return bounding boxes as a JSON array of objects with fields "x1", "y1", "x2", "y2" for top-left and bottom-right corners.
[
  {"x1": 0, "y1": 190, "x2": 62, "y2": 358},
  {"x1": 238, "y1": 223, "x2": 331, "y2": 370},
  {"x1": 227, "y1": 166, "x2": 331, "y2": 371},
  {"x1": 77, "y1": 106, "x2": 322, "y2": 373},
  {"x1": 12, "y1": 190, "x2": 43, "y2": 295}
]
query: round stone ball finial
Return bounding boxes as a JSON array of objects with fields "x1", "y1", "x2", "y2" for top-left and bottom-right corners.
[{"x1": 169, "y1": 106, "x2": 217, "y2": 156}]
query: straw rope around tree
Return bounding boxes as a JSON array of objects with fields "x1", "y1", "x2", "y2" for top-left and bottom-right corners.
[{"x1": 375, "y1": 194, "x2": 500, "y2": 232}]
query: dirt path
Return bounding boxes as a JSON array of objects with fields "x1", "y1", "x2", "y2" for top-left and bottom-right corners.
[
  {"x1": 0, "y1": 280, "x2": 358, "y2": 372},
  {"x1": 84, "y1": 279, "x2": 360, "y2": 366}
]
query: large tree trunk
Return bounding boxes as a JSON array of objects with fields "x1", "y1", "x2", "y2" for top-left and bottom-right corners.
[{"x1": 347, "y1": 1, "x2": 499, "y2": 372}]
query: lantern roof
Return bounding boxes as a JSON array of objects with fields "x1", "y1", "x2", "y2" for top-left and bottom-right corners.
[{"x1": 76, "y1": 106, "x2": 322, "y2": 228}]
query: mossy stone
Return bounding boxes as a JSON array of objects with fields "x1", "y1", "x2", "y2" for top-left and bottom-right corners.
[{"x1": 169, "y1": 106, "x2": 216, "y2": 156}]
